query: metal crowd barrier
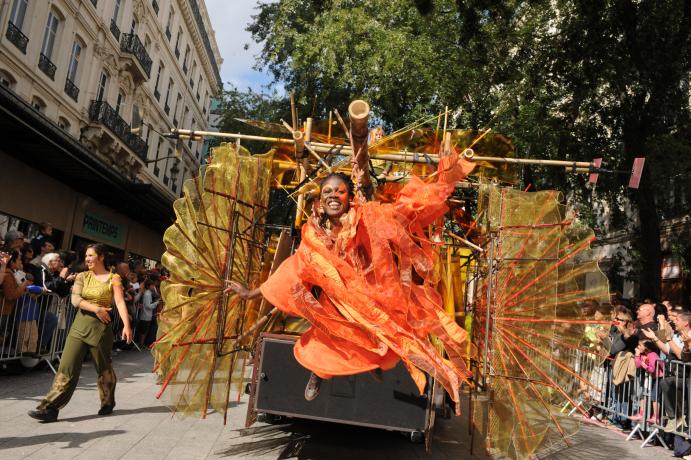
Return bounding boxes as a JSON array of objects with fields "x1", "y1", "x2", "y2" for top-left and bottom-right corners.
[
  {"x1": 0, "y1": 292, "x2": 76, "y2": 373},
  {"x1": 569, "y1": 352, "x2": 691, "y2": 450},
  {"x1": 0, "y1": 291, "x2": 148, "y2": 373}
]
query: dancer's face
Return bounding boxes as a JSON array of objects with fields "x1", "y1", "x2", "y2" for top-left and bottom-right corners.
[{"x1": 320, "y1": 177, "x2": 350, "y2": 219}]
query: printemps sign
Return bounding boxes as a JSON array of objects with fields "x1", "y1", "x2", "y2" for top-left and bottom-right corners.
[{"x1": 81, "y1": 212, "x2": 124, "y2": 245}]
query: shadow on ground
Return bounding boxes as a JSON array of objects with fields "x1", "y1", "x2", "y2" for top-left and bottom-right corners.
[
  {"x1": 0, "y1": 429, "x2": 126, "y2": 449},
  {"x1": 213, "y1": 413, "x2": 489, "y2": 459},
  {"x1": 56, "y1": 405, "x2": 172, "y2": 423}
]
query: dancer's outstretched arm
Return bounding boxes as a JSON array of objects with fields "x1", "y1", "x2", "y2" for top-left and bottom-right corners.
[{"x1": 225, "y1": 280, "x2": 263, "y2": 300}]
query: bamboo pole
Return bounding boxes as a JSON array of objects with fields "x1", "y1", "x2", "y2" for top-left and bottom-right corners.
[
  {"x1": 333, "y1": 109, "x2": 350, "y2": 141},
  {"x1": 442, "y1": 105, "x2": 449, "y2": 140},
  {"x1": 294, "y1": 118, "x2": 313, "y2": 228},
  {"x1": 172, "y1": 129, "x2": 595, "y2": 169},
  {"x1": 290, "y1": 92, "x2": 297, "y2": 131},
  {"x1": 348, "y1": 100, "x2": 371, "y2": 198}
]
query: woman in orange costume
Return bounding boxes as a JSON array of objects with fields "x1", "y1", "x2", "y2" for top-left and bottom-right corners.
[{"x1": 229, "y1": 151, "x2": 475, "y2": 408}]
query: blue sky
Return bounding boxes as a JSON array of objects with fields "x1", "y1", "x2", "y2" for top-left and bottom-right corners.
[{"x1": 205, "y1": 1, "x2": 277, "y2": 93}]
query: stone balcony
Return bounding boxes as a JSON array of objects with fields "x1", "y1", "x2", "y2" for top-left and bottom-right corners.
[
  {"x1": 119, "y1": 33, "x2": 152, "y2": 83},
  {"x1": 80, "y1": 100, "x2": 148, "y2": 179}
]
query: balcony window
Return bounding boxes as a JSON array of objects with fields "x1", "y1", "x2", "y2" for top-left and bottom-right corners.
[
  {"x1": 64, "y1": 78, "x2": 79, "y2": 101},
  {"x1": 40, "y1": 11, "x2": 59, "y2": 59},
  {"x1": 110, "y1": 19, "x2": 120, "y2": 40},
  {"x1": 120, "y1": 33, "x2": 152, "y2": 77},
  {"x1": 66, "y1": 40, "x2": 82, "y2": 84},
  {"x1": 89, "y1": 100, "x2": 148, "y2": 160},
  {"x1": 6, "y1": 21, "x2": 28, "y2": 53},
  {"x1": 38, "y1": 53, "x2": 56, "y2": 79},
  {"x1": 10, "y1": 0, "x2": 28, "y2": 29}
]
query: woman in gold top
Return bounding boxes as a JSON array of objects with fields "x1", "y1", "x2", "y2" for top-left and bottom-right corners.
[{"x1": 29, "y1": 244, "x2": 133, "y2": 422}]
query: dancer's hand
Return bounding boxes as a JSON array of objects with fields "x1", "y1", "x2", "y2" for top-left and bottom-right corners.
[
  {"x1": 225, "y1": 281, "x2": 249, "y2": 299},
  {"x1": 95, "y1": 306, "x2": 112, "y2": 324},
  {"x1": 122, "y1": 325, "x2": 133, "y2": 344}
]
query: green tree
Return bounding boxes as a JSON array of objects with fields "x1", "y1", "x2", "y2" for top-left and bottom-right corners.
[{"x1": 246, "y1": 0, "x2": 690, "y2": 299}]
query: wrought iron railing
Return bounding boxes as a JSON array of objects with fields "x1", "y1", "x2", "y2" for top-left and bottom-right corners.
[
  {"x1": 6, "y1": 21, "x2": 28, "y2": 54},
  {"x1": 64, "y1": 78, "x2": 79, "y2": 102},
  {"x1": 38, "y1": 53, "x2": 56, "y2": 80},
  {"x1": 89, "y1": 100, "x2": 148, "y2": 160},
  {"x1": 120, "y1": 33, "x2": 152, "y2": 77},
  {"x1": 152, "y1": 0, "x2": 159, "y2": 15},
  {"x1": 110, "y1": 19, "x2": 120, "y2": 40}
]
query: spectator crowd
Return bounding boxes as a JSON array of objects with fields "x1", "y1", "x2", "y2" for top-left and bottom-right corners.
[
  {"x1": 0, "y1": 223, "x2": 167, "y2": 362},
  {"x1": 579, "y1": 295, "x2": 691, "y2": 456}
]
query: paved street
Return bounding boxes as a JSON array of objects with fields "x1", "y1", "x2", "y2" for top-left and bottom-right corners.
[{"x1": 0, "y1": 351, "x2": 674, "y2": 459}]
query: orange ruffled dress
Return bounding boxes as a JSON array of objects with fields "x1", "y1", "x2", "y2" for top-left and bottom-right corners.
[{"x1": 260, "y1": 153, "x2": 475, "y2": 405}]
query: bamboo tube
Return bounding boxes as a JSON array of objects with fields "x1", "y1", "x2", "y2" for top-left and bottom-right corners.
[
  {"x1": 348, "y1": 100, "x2": 371, "y2": 197},
  {"x1": 293, "y1": 130, "x2": 305, "y2": 158},
  {"x1": 565, "y1": 167, "x2": 591, "y2": 173},
  {"x1": 327, "y1": 110, "x2": 333, "y2": 144},
  {"x1": 294, "y1": 118, "x2": 313, "y2": 228},
  {"x1": 442, "y1": 131, "x2": 452, "y2": 158},
  {"x1": 446, "y1": 231, "x2": 484, "y2": 253},
  {"x1": 305, "y1": 117, "x2": 313, "y2": 143},
  {"x1": 280, "y1": 120, "x2": 331, "y2": 171}
]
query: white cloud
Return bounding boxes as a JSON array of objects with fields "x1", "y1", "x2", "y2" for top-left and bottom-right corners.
[{"x1": 205, "y1": 0, "x2": 277, "y2": 93}]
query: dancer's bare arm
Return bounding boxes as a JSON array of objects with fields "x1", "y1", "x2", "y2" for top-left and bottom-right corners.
[{"x1": 225, "y1": 280, "x2": 263, "y2": 300}]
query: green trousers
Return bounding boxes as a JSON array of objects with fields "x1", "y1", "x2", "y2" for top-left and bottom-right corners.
[{"x1": 38, "y1": 328, "x2": 116, "y2": 411}]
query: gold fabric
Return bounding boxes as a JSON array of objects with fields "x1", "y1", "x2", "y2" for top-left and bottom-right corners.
[
  {"x1": 153, "y1": 143, "x2": 273, "y2": 419},
  {"x1": 472, "y1": 183, "x2": 610, "y2": 459}
]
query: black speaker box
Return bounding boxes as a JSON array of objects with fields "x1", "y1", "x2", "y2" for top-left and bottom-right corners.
[{"x1": 249, "y1": 333, "x2": 433, "y2": 435}]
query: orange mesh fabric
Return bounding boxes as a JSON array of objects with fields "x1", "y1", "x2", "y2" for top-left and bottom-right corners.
[{"x1": 261, "y1": 153, "x2": 475, "y2": 408}]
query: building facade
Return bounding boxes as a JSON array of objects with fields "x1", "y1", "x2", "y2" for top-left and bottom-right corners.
[
  {"x1": 0, "y1": 0, "x2": 222, "y2": 262},
  {"x1": 200, "y1": 96, "x2": 221, "y2": 163}
]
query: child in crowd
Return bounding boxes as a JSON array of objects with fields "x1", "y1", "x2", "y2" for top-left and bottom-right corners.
[
  {"x1": 631, "y1": 339, "x2": 664, "y2": 424},
  {"x1": 137, "y1": 280, "x2": 159, "y2": 348},
  {"x1": 15, "y1": 273, "x2": 45, "y2": 355}
]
